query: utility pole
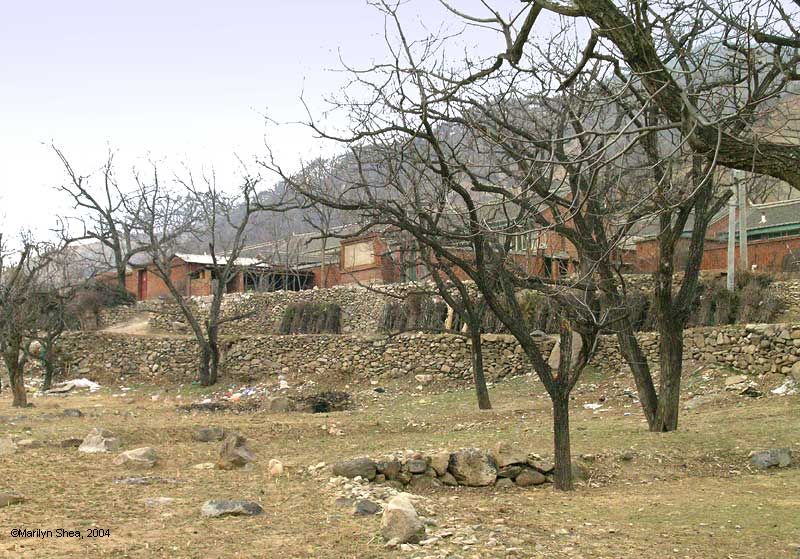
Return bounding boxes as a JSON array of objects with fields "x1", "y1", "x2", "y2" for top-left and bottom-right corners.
[
  {"x1": 727, "y1": 182, "x2": 737, "y2": 291},
  {"x1": 737, "y1": 172, "x2": 748, "y2": 271}
]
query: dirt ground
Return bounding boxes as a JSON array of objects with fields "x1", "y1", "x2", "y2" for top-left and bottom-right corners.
[{"x1": 0, "y1": 365, "x2": 798, "y2": 559}]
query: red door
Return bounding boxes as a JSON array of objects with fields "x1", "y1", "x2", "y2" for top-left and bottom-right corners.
[{"x1": 137, "y1": 270, "x2": 147, "y2": 300}]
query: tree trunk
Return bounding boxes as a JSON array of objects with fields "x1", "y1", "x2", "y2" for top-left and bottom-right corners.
[
  {"x1": 469, "y1": 326, "x2": 492, "y2": 410},
  {"x1": 42, "y1": 358, "x2": 55, "y2": 391},
  {"x1": 653, "y1": 320, "x2": 683, "y2": 432},
  {"x1": 551, "y1": 393, "x2": 573, "y2": 491},
  {"x1": 208, "y1": 342, "x2": 220, "y2": 386},
  {"x1": 615, "y1": 323, "x2": 658, "y2": 430},
  {"x1": 198, "y1": 344, "x2": 212, "y2": 386}
]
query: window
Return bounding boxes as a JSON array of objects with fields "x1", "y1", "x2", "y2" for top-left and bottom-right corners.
[
  {"x1": 343, "y1": 241, "x2": 374, "y2": 269},
  {"x1": 557, "y1": 259, "x2": 569, "y2": 277}
]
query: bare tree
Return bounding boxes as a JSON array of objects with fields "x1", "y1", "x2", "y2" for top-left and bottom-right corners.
[
  {"x1": 134, "y1": 162, "x2": 293, "y2": 385},
  {"x1": 0, "y1": 235, "x2": 61, "y2": 406}
]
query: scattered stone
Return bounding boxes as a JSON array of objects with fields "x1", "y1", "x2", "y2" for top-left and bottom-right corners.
[
  {"x1": 514, "y1": 468, "x2": 547, "y2": 487},
  {"x1": 16, "y1": 439, "x2": 42, "y2": 449},
  {"x1": 193, "y1": 462, "x2": 216, "y2": 470},
  {"x1": 381, "y1": 494, "x2": 425, "y2": 544},
  {"x1": 192, "y1": 426, "x2": 226, "y2": 442},
  {"x1": 0, "y1": 491, "x2": 26, "y2": 507},
  {"x1": 332, "y1": 457, "x2": 377, "y2": 481},
  {"x1": 78, "y1": 428, "x2": 120, "y2": 454},
  {"x1": 113, "y1": 447, "x2": 158, "y2": 469},
  {"x1": 749, "y1": 448, "x2": 793, "y2": 470},
  {"x1": 217, "y1": 434, "x2": 254, "y2": 469},
  {"x1": 414, "y1": 374, "x2": 433, "y2": 385},
  {"x1": 448, "y1": 448, "x2": 497, "y2": 487},
  {"x1": 353, "y1": 499, "x2": 380, "y2": 516},
  {"x1": 268, "y1": 459, "x2": 284, "y2": 477},
  {"x1": 62, "y1": 409, "x2": 83, "y2": 418},
  {"x1": 200, "y1": 499, "x2": 263, "y2": 518}
]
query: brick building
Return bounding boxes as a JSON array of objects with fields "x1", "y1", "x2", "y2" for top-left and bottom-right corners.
[{"x1": 628, "y1": 198, "x2": 800, "y2": 273}]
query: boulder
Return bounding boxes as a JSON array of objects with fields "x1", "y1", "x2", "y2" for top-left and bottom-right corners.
[
  {"x1": 17, "y1": 439, "x2": 41, "y2": 449},
  {"x1": 379, "y1": 459, "x2": 402, "y2": 480},
  {"x1": 571, "y1": 461, "x2": 589, "y2": 481},
  {"x1": 78, "y1": 428, "x2": 120, "y2": 454},
  {"x1": 113, "y1": 447, "x2": 157, "y2": 469},
  {"x1": 217, "y1": 434, "x2": 255, "y2": 469},
  {"x1": 790, "y1": 361, "x2": 800, "y2": 382},
  {"x1": 497, "y1": 465, "x2": 525, "y2": 479},
  {"x1": 406, "y1": 459, "x2": 428, "y2": 474},
  {"x1": 200, "y1": 499, "x2": 263, "y2": 518},
  {"x1": 380, "y1": 494, "x2": 426, "y2": 544},
  {"x1": 495, "y1": 477, "x2": 515, "y2": 489},
  {"x1": 448, "y1": 448, "x2": 497, "y2": 487},
  {"x1": 332, "y1": 457, "x2": 377, "y2": 480},
  {"x1": 192, "y1": 426, "x2": 226, "y2": 442},
  {"x1": 514, "y1": 468, "x2": 547, "y2": 487},
  {"x1": 491, "y1": 442, "x2": 528, "y2": 468},
  {"x1": 749, "y1": 448, "x2": 793, "y2": 470},
  {"x1": 0, "y1": 491, "x2": 26, "y2": 507}
]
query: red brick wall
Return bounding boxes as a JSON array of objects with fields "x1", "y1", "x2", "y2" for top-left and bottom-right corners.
[{"x1": 702, "y1": 235, "x2": 800, "y2": 272}]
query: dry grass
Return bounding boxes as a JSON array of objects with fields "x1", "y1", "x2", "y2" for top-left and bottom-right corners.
[{"x1": 0, "y1": 368, "x2": 798, "y2": 558}]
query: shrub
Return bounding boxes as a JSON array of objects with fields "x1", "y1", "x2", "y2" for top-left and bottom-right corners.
[
  {"x1": 279, "y1": 302, "x2": 342, "y2": 334},
  {"x1": 380, "y1": 294, "x2": 446, "y2": 332}
]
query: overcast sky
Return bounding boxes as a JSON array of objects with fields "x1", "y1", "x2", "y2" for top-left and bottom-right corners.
[{"x1": 0, "y1": 0, "x2": 532, "y2": 241}]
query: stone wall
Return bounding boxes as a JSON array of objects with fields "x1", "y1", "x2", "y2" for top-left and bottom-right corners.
[
  {"x1": 56, "y1": 331, "x2": 554, "y2": 386},
  {"x1": 593, "y1": 322, "x2": 800, "y2": 376}
]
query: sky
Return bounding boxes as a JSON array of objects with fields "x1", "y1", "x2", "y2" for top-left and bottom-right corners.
[{"x1": 0, "y1": 0, "x2": 532, "y2": 241}]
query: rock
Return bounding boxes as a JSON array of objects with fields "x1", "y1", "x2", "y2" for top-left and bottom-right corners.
[
  {"x1": 62, "y1": 409, "x2": 83, "y2": 418},
  {"x1": 429, "y1": 452, "x2": 451, "y2": 476},
  {"x1": 200, "y1": 499, "x2": 263, "y2": 518},
  {"x1": 78, "y1": 428, "x2": 120, "y2": 453},
  {"x1": 266, "y1": 396, "x2": 293, "y2": 413},
  {"x1": 725, "y1": 375, "x2": 748, "y2": 388},
  {"x1": 16, "y1": 439, "x2": 41, "y2": 449},
  {"x1": 193, "y1": 462, "x2": 216, "y2": 470},
  {"x1": 332, "y1": 457, "x2": 377, "y2": 480},
  {"x1": 60, "y1": 438, "x2": 83, "y2": 448},
  {"x1": 113, "y1": 447, "x2": 157, "y2": 469},
  {"x1": 192, "y1": 426, "x2": 226, "y2": 442},
  {"x1": 0, "y1": 492, "x2": 26, "y2": 507},
  {"x1": 0, "y1": 436, "x2": 18, "y2": 455},
  {"x1": 379, "y1": 459, "x2": 402, "y2": 480},
  {"x1": 334, "y1": 497, "x2": 354, "y2": 508},
  {"x1": 495, "y1": 477, "x2": 515, "y2": 489},
  {"x1": 409, "y1": 475, "x2": 441, "y2": 490},
  {"x1": 491, "y1": 442, "x2": 528, "y2": 468},
  {"x1": 749, "y1": 448, "x2": 793, "y2": 470},
  {"x1": 448, "y1": 448, "x2": 497, "y2": 487},
  {"x1": 529, "y1": 459, "x2": 554, "y2": 474},
  {"x1": 497, "y1": 465, "x2": 525, "y2": 479},
  {"x1": 381, "y1": 494, "x2": 426, "y2": 544},
  {"x1": 396, "y1": 470, "x2": 413, "y2": 485},
  {"x1": 353, "y1": 499, "x2": 380, "y2": 516},
  {"x1": 268, "y1": 459, "x2": 284, "y2": 477},
  {"x1": 514, "y1": 468, "x2": 547, "y2": 487},
  {"x1": 790, "y1": 361, "x2": 800, "y2": 382},
  {"x1": 217, "y1": 434, "x2": 254, "y2": 469},
  {"x1": 571, "y1": 461, "x2": 589, "y2": 481},
  {"x1": 414, "y1": 374, "x2": 433, "y2": 385},
  {"x1": 406, "y1": 459, "x2": 428, "y2": 474}
]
